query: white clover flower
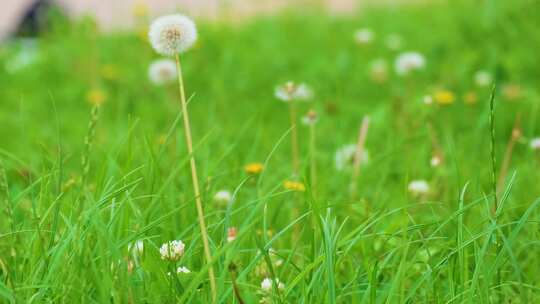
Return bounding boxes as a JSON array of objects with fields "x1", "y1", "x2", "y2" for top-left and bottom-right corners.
[
  {"x1": 369, "y1": 58, "x2": 388, "y2": 83},
  {"x1": 408, "y1": 180, "x2": 430, "y2": 195},
  {"x1": 335, "y1": 144, "x2": 369, "y2": 171},
  {"x1": 148, "y1": 59, "x2": 177, "y2": 85},
  {"x1": 213, "y1": 190, "x2": 232, "y2": 206},
  {"x1": 530, "y1": 137, "x2": 540, "y2": 150},
  {"x1": 149, "y1": 14, "x2": 197, "y2": 56},
  {"x1": 395, "y1": 52, "x2": 426, "y2": 76},
  {"x1": 177, "y1": 266, "x2": 191, "y2": 274},
  {"x1": 385, "y1": 33, "x2": 403, "y2": 50},
  {"x1": 354, "y1": 28, "x2": 374, "y2": 45},
  {"x1": 301, "y1": 110, "x2": 318, "y2": 126},
  {"x1": 275, "y1": 81, "x2": 313, "y2": 102},
  {"x1": 260, "y1": 277, "x2": 285, "y2": 292},
  {"x1": 474, "y1": 70, "x2": 492, "y2": 87},
  {"x1": 159, "y1": 240, "x2": 185, "y2": 261},
  {"x1": 128, "y1": 240, "x2": 144, "y2": 256}
]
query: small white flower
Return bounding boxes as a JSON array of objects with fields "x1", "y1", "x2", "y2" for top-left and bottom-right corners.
[
  {"x1": 177, "y1": 266, "x2": 191, "y2": 274},
  {"x1": 395, "y1": 52, "x2": 426, "y2": 76},
  {"x1": 148, "y1": 59, "x2": 177, "y2": 85},
  {"x1": 408, "y1": 180, "x2": 430, "y2": 195},
  {"x1": 159, "y1": 240, "x2": 185, "y2": 261},
  {"x1": 213, "y1": 190, "x2": 232, "y2": 206},
  {"x1": 385, "y1": 33, "x2": 403, "y2": 50},
  {"x1": 148, "y1": 14, "x2": 197, "y2": 56},
  {"x1": 275, "y1": 81, "x2": 313, "y2": 102},
  {"x1": 128, "y1": 240, "x2": 144, "y2": 256},
  {"x1": 354, "y1": 28, "x2": 374, "y2": 45},
  {"x1": 260, "y1": 277, "x2": 285, "y2": 292},
  {"x1": 530, "y1": 137, "x2": 540, "y2": 150},
  {"x1": 474, "y1": 70, "x2": 492, "y2": 87},
  {"x1": 335, "y1": 144, "x2": 369, "y2": 171}
]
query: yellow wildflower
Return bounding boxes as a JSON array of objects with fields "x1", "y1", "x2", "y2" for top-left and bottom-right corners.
[
  {"x1": 245, "y1": 163, "x2": 264, "y2": 175},
  {"x1": 283, "y1": 180, "x2": 306, "y2": 192},
  {"x1": 86, "y1": 89, "x2": 107, "y2": 106},
  {"x1": 434, "y1": 90, "x2": 455, "y2": 105}
]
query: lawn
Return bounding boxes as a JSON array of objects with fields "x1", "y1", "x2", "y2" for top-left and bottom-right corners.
[{"x1": 1, "y1": 0, "x2": 540, "y2": 303}]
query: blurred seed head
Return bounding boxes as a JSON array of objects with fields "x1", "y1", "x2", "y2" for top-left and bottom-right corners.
[
  {"x1": 301, "y1": 109, "x2": 318, "y2": 126},
  {"x1": 408, "y1": 180, "x2": 430, "y2": 195},
  {"x1": 213, "y1": 190, "x2": 232, "y2": 206},
  {"x1": 335, "y1": 144, "x2": 369, "y2": 171},
  {"x1": 474, "y1": 70, "x2": 492, "y2": 87},
  {"x1": 395, "y1": 52, "x2": 425, "y2": 76},
  {"x1": 148, "y1": 59, "x2": 177, "y2": 85},
  {"x1": 149, "y1": 14, "x2": 197, "y2": 56},
  {"x1": 275, "y1": 81, "x2": 313, "y2": 102},
  {"x1": 530, "y1": 138, "x2": 540, "y2": 150},
  {"x1": 354, "y1": 28, "x2": 374, "y2": 45}
]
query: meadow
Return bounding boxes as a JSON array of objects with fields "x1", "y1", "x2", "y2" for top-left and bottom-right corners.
[{"x1": 1, "y1": 1, "x2": 540, "y2": 303}]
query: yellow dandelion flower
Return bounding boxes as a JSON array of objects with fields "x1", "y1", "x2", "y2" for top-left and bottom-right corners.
[
  {"x1": 86, "y1": 89, "x2": 107, "y2": 106},
  {"x1": 434, "y1": 90, "x2": 455, "y2": 105},
  {"x1": 283, "y1": 180, "x2": 306, "y2": 192},
  {"x1": 463, "y1": 91, "x2": 477, "y2": 105},
  {"x1": 245, "y1": 163, "x2": 264, "y2": 175}
]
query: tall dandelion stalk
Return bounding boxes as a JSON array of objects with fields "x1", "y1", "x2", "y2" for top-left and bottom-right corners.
[
  {"x1": 149, "y1": 14, "x2": 216, "y2": 301},
  {"x1": 350, "y1": 116, "x2": 370, "y2": 199},
  {"x1": 275, "y1": 81, "x2": 313, "y2": 177}
]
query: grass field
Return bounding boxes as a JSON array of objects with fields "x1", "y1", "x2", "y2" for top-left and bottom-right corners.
[{"x1": 1, "y1": 0, "x2": 540, "y2": 303}]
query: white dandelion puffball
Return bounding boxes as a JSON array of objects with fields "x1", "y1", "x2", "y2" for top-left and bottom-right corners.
[
  {"x1": 149, "y1": 14, "x2": 197, "y2": 56},
  {"x1": 335, "y1": 144, "x2": 369, "y2": 171},
  {"x1": 275, "y1": 81, "x2": 313, "y2": 102},
  {"x1": 159, "y1": 240, "x2": 185, "y2": 261},
  {"x1": 213, "y1": 190, "x2": 232, "y2": 206},
  {"x1": 474, "y1": 70, "x2": 492, "y2": 87},
  {"x1": 128, "y1": 240, "x2": 144, "y2": 256},
  {"x1": 148, "y1": 59, "x2": 177, "y2": 85},
  {"x1": 395, "y1": 52, "x2": 426, "y2": 76},
  {"x1": 176, "y1": 266, "x2": 191, "y2": 274},
  {"x1": 408, "y1": 180, "x2": 430, "y2": 195},
  {"x1": 354, "y1": 28, "x2": 374, "y2": 45},
  {"x1": 261, "y1": 277, "x2": 285, "y2": 292},
  {"x1": 530, "y1": 137, "x2": 540, "y2": 150},
  {"x1": 385, "y1": 34, "x2": 403, "y2": 50}
]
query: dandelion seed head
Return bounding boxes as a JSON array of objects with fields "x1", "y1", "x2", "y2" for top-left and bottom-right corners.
[
  {"x1": 354, "y1": 28, "x2": 374, "y2": 45},
  {"x1": 213, "y1": 190, "x2": 232, "y2": 206},
  {"x1": 335, "y1": 144, "x2": 369, "y2": 171},
  {"x1": 148, "y1": 59, "x2": 177, "y2": 85},
  {"x1": 149, "y1": 14, "x2": 197, "y2": 56},
  {"x1": 530, "y1": 138, "x2": 540, "y2": 150},
  {"x1": 260, "y1": 277, "x2": 285, "y2": 292},
  {"x1": 474, "y1": 70, "x2": 492, "y2": 87},
  {"x1": 395, "y1": 52, "x2": 425, "y2": 76},
  {"x1": 408, "y1": 180, "x2": 430, "y2": 195},
  {"x1": 301, "y1": 109, "x2": 319, "y2": 126},
  {"x1": 275, "y1": 81, "x2": 313, "y2": 102},
  {"x1": 159, "y1": 240, "x2": 185, "y2": 261}
]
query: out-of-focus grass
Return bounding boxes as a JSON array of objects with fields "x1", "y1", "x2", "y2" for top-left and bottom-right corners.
[{"x1": 0, "y1": 0, "x2": 539, "y2": 302}]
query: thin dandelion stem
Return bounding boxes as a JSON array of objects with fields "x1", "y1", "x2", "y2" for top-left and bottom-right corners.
[
  {"x1": 174, "y1": 54, "x2": 217, "y2": 303},
  {"x1": 309, "y1": 123, "x2": 317, "y2": 198},
  {"x1": 289, "y1": 102, "x2": 300, "y2": 177},
  {"x1": 350, "y1": 116, "x2": 370, "y2": 198}
]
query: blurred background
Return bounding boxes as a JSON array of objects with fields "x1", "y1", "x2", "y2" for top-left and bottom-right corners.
[{"x1": 0, "y1": 0, "x2": 431, "y2": 39}]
